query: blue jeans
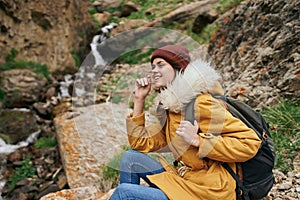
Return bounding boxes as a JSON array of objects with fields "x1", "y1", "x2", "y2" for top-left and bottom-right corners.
[{"x1": 109, "y1": 150, "x2": 169, "y2": 200}]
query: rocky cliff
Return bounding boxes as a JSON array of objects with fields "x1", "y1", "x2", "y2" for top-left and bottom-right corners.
[
  {"x1": 208, "y1": 0, "x2": 300, "y2": 108},
  {"x1": 0, "y1": 0, "x2": 95, "y2": 73}
]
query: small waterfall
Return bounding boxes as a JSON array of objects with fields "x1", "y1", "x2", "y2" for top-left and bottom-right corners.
[
  {"x1": 60, "y1": 22, "x2": 118, "y2": 99},
  {"x1": 0, "y1": 130, "x2": 41, "y2": 155},
  {"x1": 90, "y1": 34, "x2": 106, "y2": 67},
  {"x1": 90, "y1": 22, "x2": 118, "y2": 68}
]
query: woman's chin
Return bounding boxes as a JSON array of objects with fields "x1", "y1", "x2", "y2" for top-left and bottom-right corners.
[{"x1": 153, "y1": 83, "x2": 164, "y2": 90}]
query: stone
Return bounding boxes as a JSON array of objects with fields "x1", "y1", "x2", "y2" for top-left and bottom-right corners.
[
  {"x1": 0, "y1": 69, "x2": 47, "y2": 108},
  {"x1": 120, "y1": 1, "x2": 139, "y2": 17},
  {"x1": 53, "y1": 102, "x2": 129, "y2": 189},
  {"x1": 192, "y1": 9, "x2": 218, "y2": 34},
  {"x1": 33, "y1": 102, "x2": 53, "y2": 118},
  {"x1": 6, "y1": 151, "x2": 23, "y2": 163},
  {"x1": 92, "y1": 0, "x2": 122, "y2": 11},
  {"x1": 40, "y1": 186, "x2": 104, "y2": 200},
  {"x1": 57, "y1": 174, "x2": 67, "y2": 190},
  {"x1": 146, "y1": 0, "x2": 219, "y2": 27},
  {"x1": 278, "y1": 182, "x2": 293, "y2": 190},
  {"x1": 93, "y1": 12, "x2": 111, "y2": 26},
  {"x1": 0, "y1": 109, "x2": 40, "y2": 144}
]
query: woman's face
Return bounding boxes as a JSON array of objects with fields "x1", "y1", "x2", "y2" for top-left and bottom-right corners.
[{"x1": 151, "y1": 58, "x2": 175, "y2": 89}]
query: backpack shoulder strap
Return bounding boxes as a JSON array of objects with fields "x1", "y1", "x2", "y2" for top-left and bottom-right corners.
[
  {"x1": 185, "y1": 98, "x2": 196, "y2": 123},
  {"x1": 222, "y1": 163, "x2": 249, "y2": 200}
]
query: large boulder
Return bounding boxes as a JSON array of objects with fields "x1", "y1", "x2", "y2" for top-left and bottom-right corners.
[
  {"x1": 53, "y1": 102, "x2": 129, "y2": 189},
  {"x1": 208, "y1": 0, "x2": 300, "y2": 108},
  {"x1": 146, "y1": 0, "x2": 219, "y2": 27},
  {"x1": 40, "y1": 186, "x2": 105, "y2": 200},
  {"x1": 0, "y1": 69, "x2": 47, "y2": 108},
  {"x1": 0, "y1": 109, "x2": 40, "y2": 144},
  {"x1": 0, "y1": 0, "x2": 95, "y2": 73}
]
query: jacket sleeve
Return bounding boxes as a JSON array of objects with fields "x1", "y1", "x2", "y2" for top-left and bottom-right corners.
[
  {"x1": 195, "y1": 94, "x2": 262, "y2": 162},
  {"x1": 126, "y1": 112, "x2": 167, "y2": 152}
]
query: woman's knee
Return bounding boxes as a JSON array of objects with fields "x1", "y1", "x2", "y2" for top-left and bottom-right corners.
[
  {"x1": 122, "y1": 149, "x2": 139, "y2": 158},
  {"x1": 109, "y1": 183, "x2": 129, "y2": 200},
  {"x1": 121, "y1": 150, "x2": 142, "y2": 163}
]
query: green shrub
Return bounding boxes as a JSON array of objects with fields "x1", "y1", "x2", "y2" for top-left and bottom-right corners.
[
  {"x1": 0, "y1": 60, "x2": 50, "y2": 81},
  {"x1": 262, "y1": 98, "x2": 300, "y2": 173},
  {"x1": 1, "y1": 49, "x2": 50, "y2": 81},
  {"x1": 5, "y1": 48, "x2": 18, "y2": 62},
  {"x1": 102, "y1": 146, "x2": 130, "y2": 188},
  {"x1": 71, "y1": 50, "x2": 81, "y2": 68},
  {"x1": 8, "y1": 158, "x2": 36, "y2": 190},
  {"x1": 34, "y1": 134, "x2": 57, "y2": 149}
]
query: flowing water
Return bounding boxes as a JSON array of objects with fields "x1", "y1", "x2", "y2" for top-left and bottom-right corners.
[{"x1": 0, "y1": 23, "x2": 118, "y2": 194}]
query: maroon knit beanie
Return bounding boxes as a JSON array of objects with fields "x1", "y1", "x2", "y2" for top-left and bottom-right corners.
[{"x1": 151, "y1": 45, "x2": 191, "y2": 70}]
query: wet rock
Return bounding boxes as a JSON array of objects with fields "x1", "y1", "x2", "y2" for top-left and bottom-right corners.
[
  {"x1": 0, "y1": 109, "x2": 40, "y2": 144},
  {"x1": 33, "y1": 102, "x2": 53, "y2": 118}
]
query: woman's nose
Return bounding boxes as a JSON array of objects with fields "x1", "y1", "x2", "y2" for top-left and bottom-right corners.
[{"x1": 151, "y1": 65, "x2": 158, "y2": 72}]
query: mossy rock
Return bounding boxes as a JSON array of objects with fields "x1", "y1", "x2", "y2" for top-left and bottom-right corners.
[{"x1": 0, "y1": 110, "x2": 40, "y2": 144}]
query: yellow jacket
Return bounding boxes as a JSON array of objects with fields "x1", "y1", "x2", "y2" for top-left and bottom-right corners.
[{"x1": 126, "y1": 60, "x2": 261, "y2": 200}]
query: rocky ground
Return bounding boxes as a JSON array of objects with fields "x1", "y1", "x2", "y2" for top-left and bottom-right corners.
[{"x1": 0, "y1": 128, "x2": 68, "y2": 199}]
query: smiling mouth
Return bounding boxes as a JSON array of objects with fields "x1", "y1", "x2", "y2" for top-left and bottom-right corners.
[{"x1": 153, "y1": 74, "x2": 161, "y2": 81}]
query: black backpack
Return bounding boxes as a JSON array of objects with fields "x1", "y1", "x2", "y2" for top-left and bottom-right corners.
[{"x1": 185, "y1": 94, "x2": 276, "y2": 200}]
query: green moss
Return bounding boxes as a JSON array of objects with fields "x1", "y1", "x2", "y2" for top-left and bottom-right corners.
[{"x1": 0, "y1": 133, "x2": 12, "y2": 144}]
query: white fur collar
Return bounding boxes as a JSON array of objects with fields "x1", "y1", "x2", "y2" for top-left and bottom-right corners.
[{"x1": 157, "y1": 59, "x2": 221, "y2": 113}]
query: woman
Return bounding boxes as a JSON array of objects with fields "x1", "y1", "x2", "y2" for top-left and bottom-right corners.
[{"x1": 109, "y1": 45, "x2": 261, "y2": 200}]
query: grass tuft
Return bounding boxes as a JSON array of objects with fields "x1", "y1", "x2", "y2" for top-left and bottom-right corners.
[
  {"x1": 34, "y1": 134, "x2": 57, "y2": 149},
  {"x1": 8, "y1": 158, "x2": 36, "y2": 190},
  {"x1": 262, "y1": 98, "x2": 300, "y2": 173}
]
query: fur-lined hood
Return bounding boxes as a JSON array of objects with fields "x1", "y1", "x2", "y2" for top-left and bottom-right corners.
[{"x1": 157, "y1": 59, "x2": 222, "y2": 113}]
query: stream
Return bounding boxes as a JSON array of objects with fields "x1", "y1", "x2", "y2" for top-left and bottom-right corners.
[{"x1": 0, "y1": 23, "x2": 118, "y2": 195}]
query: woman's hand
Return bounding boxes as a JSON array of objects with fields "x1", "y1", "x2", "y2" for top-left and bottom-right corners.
[
  {"x1": 134, "y1": 75, "x2": 151, "y2": 100},
  {"x1": 132, "y1": 75, "x2": 151, "y2": 117},
  {"x1": 176, "y1": 120, "x2": 200, "y2": 147}
]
